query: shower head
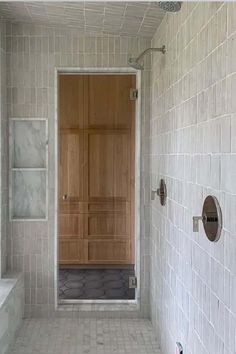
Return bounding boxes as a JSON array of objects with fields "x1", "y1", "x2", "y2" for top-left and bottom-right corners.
[
  {"x1": 128, "y1": 59, "x2": 144, "y2": 70},
  {"x1": 128, "y1": 46, "x2": 166, "y2": 70},
  {"x1": 158, "y1": 2, "x2": 182, "y2": 12}
]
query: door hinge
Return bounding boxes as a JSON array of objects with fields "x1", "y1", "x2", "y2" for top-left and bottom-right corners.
[
  {"x1": 129, "y1": 276, "x2": 137, "y2": 289},
  {"x1": 130, "y1": 88, "x2": 138, "y2": 100}
]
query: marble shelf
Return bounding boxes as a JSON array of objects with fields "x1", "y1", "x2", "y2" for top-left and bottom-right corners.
[{"x1": 11, "y1": 120, "x2": 47, "y2": 169}]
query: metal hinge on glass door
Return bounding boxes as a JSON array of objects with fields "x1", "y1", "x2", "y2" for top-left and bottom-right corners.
[
  {"x1": 130, "y1": 88, "x2": 138, "y2": 100},
  {"x1": 129, "y1": 276, "x2": 137, "y2": 288}
]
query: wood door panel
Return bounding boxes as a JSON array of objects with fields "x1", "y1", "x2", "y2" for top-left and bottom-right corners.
[
  {"x1": 59, "y1": 75, "x2": 86, "y2": 129},
  {"x1": 60, "y1": 201, "x2": 85, "y2": 214},
  {"x1": 113, "y1": 133, "x2": 130, "y2": 199},
  {"x1": 88, "y1": 201, "x2": 128, "y2": 212},
  {"x1": 59, "y1": 74, "x2": 135, "y2": 266},
  {"x1": 88, "y1": 75, "x2": 134, "y2": 129},
  {"x1": 87, "y1": 213, "x2": 128, "y2": 238},
  {"x1": 88, "y1": 240, "x2": 129, "y2": 263},
  {"x1": 59, "y1": 239, "x2": 87, "y2": 264},
  {"x1": 60, "y1": 132, "x2": 85, "y2": 201},
  {"x1": 88, "y1": 132, "x2": 130, "y2": 199},
  {"x1": 88, "y1": 133, "x2": 114, "y2": 198},
  {"x1": 60, "y1": 214, "x2": 83, "y2": 238}
]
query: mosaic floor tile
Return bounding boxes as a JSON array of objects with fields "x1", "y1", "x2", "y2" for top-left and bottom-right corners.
[
  {"x1": 59, "y1": 268, "x2": 135, "y2": 300},
  {"x1": 9, "y1": 318, "x2": 162, "y2": 354}
]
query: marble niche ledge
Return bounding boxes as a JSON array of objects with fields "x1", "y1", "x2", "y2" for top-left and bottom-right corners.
[{"x1": 0, "y1": 273, "x2": 24, "y2": 354}]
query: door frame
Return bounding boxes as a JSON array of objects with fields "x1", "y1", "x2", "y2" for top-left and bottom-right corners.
[{"x1": 54, "y1": 67, "x2": 141, "y2": 311}]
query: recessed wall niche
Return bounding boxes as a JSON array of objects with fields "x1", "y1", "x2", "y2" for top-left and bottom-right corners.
[{"x1": 9, "y1": 118, "x2": 48, "y2": 220}]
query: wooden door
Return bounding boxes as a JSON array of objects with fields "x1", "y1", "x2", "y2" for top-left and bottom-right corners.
[{"x1": 59, "y1": 74, "x2": 135, "y2": 265}]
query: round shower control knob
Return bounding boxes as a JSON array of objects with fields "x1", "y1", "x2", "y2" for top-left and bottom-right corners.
[
  {"x1": 151, "y1": 179, "x2": 167, "y2": 205},
  {"x1": 192, "y1": 195, "x2": 222, "y2": 242}
]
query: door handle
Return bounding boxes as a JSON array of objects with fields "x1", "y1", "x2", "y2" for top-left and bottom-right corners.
[{"x1": 62, "y1": 194, "x2": 75, "y2": 201}]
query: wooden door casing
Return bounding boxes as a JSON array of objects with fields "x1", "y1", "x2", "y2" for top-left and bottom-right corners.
[{"x1": 59, "y1": 74, "x2": 135, "y2": 266}]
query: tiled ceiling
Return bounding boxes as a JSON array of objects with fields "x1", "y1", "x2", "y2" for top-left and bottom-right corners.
[{"x1": 0, "y1": 1, "x2": 165, "y2": 37}]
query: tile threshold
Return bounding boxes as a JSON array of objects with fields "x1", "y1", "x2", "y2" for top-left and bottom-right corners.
[{"x1": 57, "y1": 300, "x2": 139, "y2": 313}]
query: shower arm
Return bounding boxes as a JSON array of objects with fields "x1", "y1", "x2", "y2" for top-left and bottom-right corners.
[{"x1": 135, "y1": 46, "x2": 166, "y2": 63}]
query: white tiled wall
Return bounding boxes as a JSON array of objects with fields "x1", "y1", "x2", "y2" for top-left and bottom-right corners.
[
  {"x1": 6, "y1": 23, "x2": 151, "y2": 318},
  {"x1": 0, "y1": 19, "x2": 8, "y2": 277},
  {"x1": 150, "y1": 2, "x2": 236, "y2": 354}
]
